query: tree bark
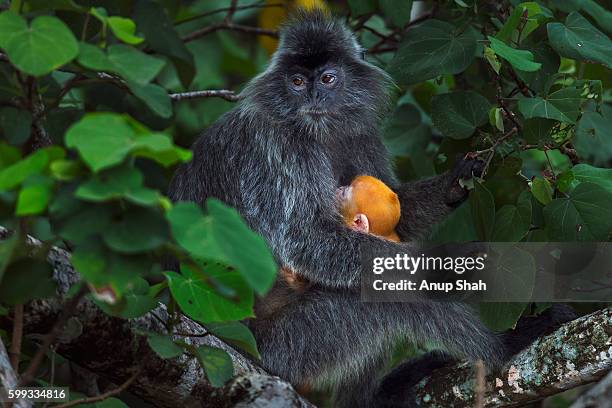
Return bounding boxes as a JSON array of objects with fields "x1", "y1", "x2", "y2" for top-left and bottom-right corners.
[
  {"x1": 415, "y1": 307, "x2": 612, "y2": 407},
  {"x1": 0, "y1": 338, "x2": 31, "y2": 408}
]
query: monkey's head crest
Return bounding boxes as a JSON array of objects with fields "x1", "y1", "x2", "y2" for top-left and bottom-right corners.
[{"x1": 240, "y1": 9, "x2": 391, "y2": 135}]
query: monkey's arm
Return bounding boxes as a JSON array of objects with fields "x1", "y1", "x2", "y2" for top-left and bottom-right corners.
[{"x1": 394, "y1": 158, "x2": 483, "y2": 240}]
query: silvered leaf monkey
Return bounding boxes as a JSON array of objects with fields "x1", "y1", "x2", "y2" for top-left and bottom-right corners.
[{"x1": 169, "y1": 10, "x2": 573, "y2": 407}]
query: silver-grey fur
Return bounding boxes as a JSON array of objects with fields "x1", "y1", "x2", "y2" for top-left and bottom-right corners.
[{"x1": 167, "y1": 10, "x2": 561, "y2": 408}]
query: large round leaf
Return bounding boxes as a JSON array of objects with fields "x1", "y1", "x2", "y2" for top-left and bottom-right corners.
[
  {"x1": 167, "y1": 200, "x2": 277, "y2": 296},
  {"x1": 544, "y1": 182, "x2": 612, "y2": 241},
  {"x1": 547, "y1": 12, "x2": 612, "y2": 68},
  {"x1": 164, "y1": 264, "x2": 254, "y2": 324},
  {"x1": 387, "y1": 20, "x2": 479, "y2": 86},
  {"x1": 0, "y1": 12, "x2": 78, "y2": 76},
  {"x1": 431, "y1": 91, "x2": 491, "y2": 139}
]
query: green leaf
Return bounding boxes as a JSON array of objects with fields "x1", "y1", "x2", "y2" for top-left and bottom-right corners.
[
  {"x1": 547, "y1": 12, "x2": 612, "y2": 68},
  {"x1": 108, "y1": 44, "x2": 165, "y2": 85},
  {"x1": 484, "y1": 46, "x2": 501, "y2": 74},
  {"x1": 0, "y1": 108, "x2": 32, "y2": 145},
  {"x1": 469, "y1": 182, "x2": 495, "y2": 241},
  {"x1": 206, "y1": 321, "x2": 260, "y2": 359},
  {"x1": 75, "y1": 166, "x2": 160, "y2": 206},
  {"x1": 387, "y1": 20, "x2": 479, "y2": 86},
  {"x1": 515, "y1": 42, "x2": 560, "y2": 94},
  {"x1": 77, "y1": 42, "x2": 114, "y2": 71},
  {"x1": 544, "y1": 182, "x2": 612, "y2": 241},
  {"x1": 480, "y1": 302, "x2": 527, "y2": 332},
  {"x1": 530, "y1": 177, "x2": 553, "y2": 205},
  {"x1": 572, "y1": 164, "x2": 612, "y2": 194},
  {"x1": 379, "y1": 0, "x2": 412, "y2": 27},
  {"x1": 107, "y1": 16, "x2": 144, "y2": 45},
  {"x1": 431, "y1": 91, "x2": 491, "y2": 139},
  {"x1": 164, "y1": 264, "x2": 254, "y2": 323},
  {"x1": 127, "y1": 81, "x2": 173, "y2": 119},
  {"x1": 496, "y1": 2, "x2": 552, "y2": 43},
  {"x1": 382, "y1": 103, "x2": 430, "y2": 157},
  {"x1": 0, "y1": 11, "x2": 26, "y2": 48},
  {"x1": 429, "y1": 202, "x2": 478, "y2": 243},
  {"x1": 0, "y1": 149, "x2": 49, "y2": 191},
  {"x1": 57, "y1": 206, "x2": 113, "y2": 244},
  {"x1": 518, "y1": 87, "x2": 581, "y2": 124},
  {"x1": 574, "y1": 104, "x2": 612, "y2": 166},
  {"x1": 488, "y1": 36, "x2": 541, "y2": 72},
  {"x1": 65, "y1": 114, "x2": 134, "y2": 172},
  {"x1": 78, "y1": 43, "x2": 165, "y2": 85},
  {"x1": 194, "y1": 345, "x2": 234, "y2": 387},
  {"x1": 133, "y1": 0, "x2": 195, "y2": 88},
  {"x1": 490, "y1": 192, "x2": 532, "y2": 242},
  {"x1": 0, "y1": 259, "x2": 56, "y2": 305},
  {"x1": 15, "y1": 175, "x2": 53, "y2": 216},
  {"x1": 167, "y1": 200, "x2": 277, "y2": 296},
  {"x1": 0, "y1": 13, "x2": 78, "y2": 76},
  {"x1": 147, "y1": 334, "x2": 184, "y2": 359},
  {"x1": 556, "y1": 170, "x2": 576, "y2": 193},
  {"x1": 347, "y1": 0, "x2": 377, "y2": 16},
  {"x1": 102, "y1": 208, "x2": 168, "y2": 253},
  {"x1": 65, "y1": 113, "x2": 189, "y2": 172}
]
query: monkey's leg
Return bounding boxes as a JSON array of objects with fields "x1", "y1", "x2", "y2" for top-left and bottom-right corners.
[{"x1": 248, "y1": 291, "x2": 504, "y2": 408}]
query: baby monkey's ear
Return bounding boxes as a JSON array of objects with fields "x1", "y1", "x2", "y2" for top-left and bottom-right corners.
[{"x1": 351, "y1": 213, "x2": 370, "y2": 234}]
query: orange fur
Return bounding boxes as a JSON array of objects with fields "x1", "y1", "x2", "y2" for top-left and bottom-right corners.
[{"x1": 339, "y1": 175, "x2": 400, "y2": 242}]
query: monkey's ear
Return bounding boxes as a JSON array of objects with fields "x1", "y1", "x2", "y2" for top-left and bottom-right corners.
[{"x1": 351, "y1": 213, "x2": 369, "y2": 234}]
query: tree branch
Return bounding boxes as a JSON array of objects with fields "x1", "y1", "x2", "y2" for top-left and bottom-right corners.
[
  {"x1": 169, "y1": 89, "x2": 240, "y2": 102},
  {"x1": 0, "y1": 338, "x2": 31, "y2": 408},
  {"x1": 415, "y1": 307, "x2": 612, "y2": 407},
  {"x1": 0, "y1": 227, "x2": 312, "y2": 408},
  {"x1": 54, "y1": 369, "x2": 140, "y2": 408},
  {"x1": 182, "y1": 22, "x2": 278, "y2": 43}
]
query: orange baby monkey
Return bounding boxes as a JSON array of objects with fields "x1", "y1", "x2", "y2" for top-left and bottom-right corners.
[
  {"x1": 281, "y1": 175, "x2": 400, "y2": 290},
  {"x1": 337, "y1": 175, "x2": 401, "y2": 242}
]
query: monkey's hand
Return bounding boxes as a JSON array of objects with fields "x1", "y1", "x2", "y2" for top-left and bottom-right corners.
[{"x1": 445, "y1": 156, "x2": 485, "y2": 205}]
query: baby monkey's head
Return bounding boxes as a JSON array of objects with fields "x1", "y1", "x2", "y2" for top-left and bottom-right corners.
[{"x1": 337, "y1": 175, "x2": 400, "y2": 239}]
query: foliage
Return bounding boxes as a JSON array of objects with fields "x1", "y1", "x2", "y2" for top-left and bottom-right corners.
[{"x1": 0, "y1": 0, "x2": 610, "y2": 403}]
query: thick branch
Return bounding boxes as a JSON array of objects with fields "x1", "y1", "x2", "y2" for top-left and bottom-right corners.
[
  {"x1": 0, "y1": 228, "x2": 312, "y2": 408},
  {"x1": 415, "y1": 308, "x2": 612, "y2": 407}
]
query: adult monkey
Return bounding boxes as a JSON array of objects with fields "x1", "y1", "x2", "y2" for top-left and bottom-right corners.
[{"x1": 169, "y1": 10, "x2": 572, "y2": 408}]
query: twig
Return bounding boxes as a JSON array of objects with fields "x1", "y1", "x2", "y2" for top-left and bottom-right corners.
[
  {"x1": 225, "y1": 0, "x2": 240, "y2": 23},
  {"x1": 182, "y1": 21, "x2": 278, "y2": 43},
  {"x1": 54, "y1": 369, "x2": 140, "y2": 408},
  {"x1": 175, "y1": 1, "x2": 284, "y2": 26},
  {"x1": 169, "y1": 89, "x2": 240, "y2": 102},
  {"x1": 18, "y1": 285, "x2": 88, "y2": 387},
  {"x1": 472, "y1": 127, "x2": 519, "y2": 178},
  {"x1": 9, "y1": 304, "x2": 23, "y2": 370}
]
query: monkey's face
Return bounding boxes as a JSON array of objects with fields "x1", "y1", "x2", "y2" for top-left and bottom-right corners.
[
  {"x1": 286, "y1": 63, "x2": 345, "y2": 121},
  {"x1": 243, "y1": 10, "x2": 391, "y2": 134}
]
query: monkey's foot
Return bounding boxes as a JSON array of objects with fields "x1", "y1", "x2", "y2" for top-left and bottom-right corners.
[{"x1": 374, "y1": 350, "x2": 456, "y2": 408}]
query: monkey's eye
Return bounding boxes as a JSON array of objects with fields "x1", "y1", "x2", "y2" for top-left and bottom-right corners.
[
  {"x1": 291, "y1": 76, "x2": 305, "y2": 88},
  {"x1": 320, "y1": 73, "x2": 336, "y2": 85}
]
